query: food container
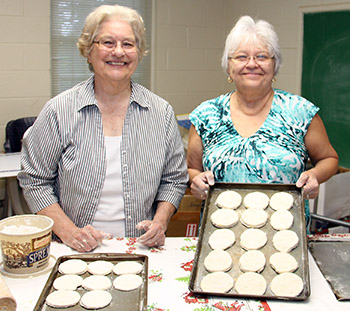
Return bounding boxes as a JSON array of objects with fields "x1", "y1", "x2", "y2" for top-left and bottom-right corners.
[
  {"x1": 34, "y1": 253, "x2": 148, "y2": 311},
  {"x1": 0, "y1": 215, "x2": 53, "y2": 274},
  {"x1": 189, "y1": 182, "x2": 310, "y2": 301}
]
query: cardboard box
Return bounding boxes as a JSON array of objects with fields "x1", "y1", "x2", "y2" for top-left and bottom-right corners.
[{"x1": 166, "y1": 190, "x2": 202, "y2": 237}]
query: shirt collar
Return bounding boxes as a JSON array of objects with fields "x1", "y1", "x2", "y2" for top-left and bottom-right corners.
[{"x1": 76, "y1": 76, "x2": 150, "y2": 111}]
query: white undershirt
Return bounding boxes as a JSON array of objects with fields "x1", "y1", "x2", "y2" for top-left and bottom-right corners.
[{"x1": 92, "y1": 136, "x2": 125, "y2": 237}]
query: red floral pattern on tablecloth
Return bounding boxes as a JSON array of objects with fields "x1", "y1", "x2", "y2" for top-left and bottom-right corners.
[{"x1": 108, "y1": 237, "x2": 270, "y2": 310}]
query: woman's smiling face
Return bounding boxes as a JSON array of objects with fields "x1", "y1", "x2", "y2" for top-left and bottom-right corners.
[
  {"x1": 88, "y1": 17, "x2": 139, "y2": 85},
  {"x1": 227, "y1": 40, "x2": 275, "y2": 93}
]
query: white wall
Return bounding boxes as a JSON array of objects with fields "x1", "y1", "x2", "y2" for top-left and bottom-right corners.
[
  {"x1": 0, "y1": 0, "x2": 349, "y2": 198},
  {"x1": 0, "y1": 0, "x2": 51, "y2": 150}
]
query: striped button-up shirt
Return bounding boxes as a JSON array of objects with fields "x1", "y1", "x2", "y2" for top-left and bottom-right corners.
[{"x1": 18, "y1": 77, "x2": 188, "y2": 237}]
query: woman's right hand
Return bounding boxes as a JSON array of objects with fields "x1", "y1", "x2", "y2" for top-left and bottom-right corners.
[
  {"x1": 61, "y1": 225, "x2": 111, "y2": 253},
  {"x1": 190, "y1": 171, "x2": 215, "y2": 200}
]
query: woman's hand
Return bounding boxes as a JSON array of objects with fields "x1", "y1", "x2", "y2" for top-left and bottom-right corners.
[
  {"x1": 136, "y1": 201, "x2": 175, "y2": 248},
  {"x1": 136, "y1": 220, "x2": 166, "y2": 247},
  {"x1": 296, "y1": 170, "x2": 319, "y2": 200},
  {"x1": 61, "y1": 225, "x2": 111, "y2": 253},
  {"x1": 38, "y1": 204, "x2": 111, "y2": 253},
  {"x1": 190, "y1": 171, "x2": 215, "y2": 200}
]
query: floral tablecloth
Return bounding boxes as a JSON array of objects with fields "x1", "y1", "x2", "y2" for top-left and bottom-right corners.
[
  {"x1": 4, "y1": 236, "x2": 350, "y2": 310},
  {"x1": 101, "y1": 237, "x2": 270, "y2": 311},
  {"x1": 2, "y1": 237, "x2": 271, "y2": 311}
]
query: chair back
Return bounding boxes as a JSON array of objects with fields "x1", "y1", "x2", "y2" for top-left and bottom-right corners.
[{"x1": 3, "y1": 117, "x2": 36, "y2": 153}]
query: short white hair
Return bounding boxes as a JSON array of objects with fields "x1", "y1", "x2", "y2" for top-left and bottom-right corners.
[{"x1": 221, "y1": 16, "x2": 282, "y2": 75}]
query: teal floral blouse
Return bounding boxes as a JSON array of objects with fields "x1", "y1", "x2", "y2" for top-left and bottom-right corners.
[{"x1": 190, "y1": 89, "x2": 319, "y2": 223}]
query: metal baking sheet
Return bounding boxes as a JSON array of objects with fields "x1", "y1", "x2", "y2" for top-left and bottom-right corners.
[
  {"x1": 309, "y1": 241, "x2": 350, "y2": 300},
  {"x1": 34, "y1": 253, "x2": 148, "y2": 311},
  {"x1": 189, "y1": 182, "x2": 310, "y2": 301}
]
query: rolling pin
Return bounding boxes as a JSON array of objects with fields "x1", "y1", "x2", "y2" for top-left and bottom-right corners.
[{"x1": 0, "y1": 273, "x2": 16, "y2": 311}]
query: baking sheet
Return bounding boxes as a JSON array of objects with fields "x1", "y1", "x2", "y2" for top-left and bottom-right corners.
[
  {"x1": 309, "y1": 241, "x2": 350, "y2": 301},
  {"x1": 189, "y1": 182, "x2": 310, "y2": 301},
  {"x1": 34, "y1": 253, "x2": 148, "y2": 311}
]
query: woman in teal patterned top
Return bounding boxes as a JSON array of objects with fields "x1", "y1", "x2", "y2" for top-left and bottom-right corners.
[{"x1": 187, "y1": 16, "x2": 338, "y2": 224}]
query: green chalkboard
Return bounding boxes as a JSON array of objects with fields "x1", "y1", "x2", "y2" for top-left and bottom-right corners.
[{"x1": 301, "y1": 10, "x2": 350, "y2": 168}]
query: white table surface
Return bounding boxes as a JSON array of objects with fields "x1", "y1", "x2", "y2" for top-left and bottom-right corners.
[
  {"x1": 1, "y1": 237, "x2": 349, "y2": 311},
  {"x1": 0, "y1": 153, "x2": 20, "y2": 178}
]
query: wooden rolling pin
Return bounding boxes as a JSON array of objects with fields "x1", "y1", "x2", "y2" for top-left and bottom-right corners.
[{"x1": 0, "y1": 273, "x2": 16, "y2": 311}]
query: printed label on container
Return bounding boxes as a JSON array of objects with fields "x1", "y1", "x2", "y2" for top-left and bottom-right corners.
[{"x1": 27, "y1": 245, "x2": 50, "y2": 267}]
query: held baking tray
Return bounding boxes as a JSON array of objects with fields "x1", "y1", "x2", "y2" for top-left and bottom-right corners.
[
  {"x1": 189, "y1": 182, "x2": 310, "y2": 301},
  {"x1": 34, "y1": 253, "x2": 148, "y2": 311}
]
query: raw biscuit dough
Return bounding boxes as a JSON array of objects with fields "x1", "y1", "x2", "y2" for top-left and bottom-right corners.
[
  {"x1": 210, "y1": 209, "x2": 239, "y2": 228},
  {"x1": 270, "y1": 192, "x2": 294, "y2": 210},
  {"x1": 113, "y1": 274, "x2": 143, "y2": 291},
  {"x1": 272, "y1": 230, "x2": 299, "y2": 252},
  {"x1": 208, "y1": 229, "x2": 236, "y2": 250},
  {"x1": 270, "y1": 210, "x2": 294, "y2": 230},
  {"x1": 200, "y1": 271, "x2": 234, "y2": 293},
  {"x1": 204, "y1": 249, "x2": 233, "y2": 272},
  {"x1": 238, "y1": 250, "x2": 266, "y2": 273},
  {"x1": 87, "y1": 260, "x2": 114, "y2": 275},
  {"x1": 80, "y1": 290, "x2": 112, "y2": 309},
  {"x1": 215, "y1": 190, "x2": 242, "y2": 209},
  {"x1": 269, "y1": 252, "x2": 299, "y2": 273},
  {"x1": 240, "y1": 208, "x2": 268, "y2": 228},
  {"x1": 243, "y1": 192, "x2": 269, "y2": 209},
  {"x1": 46, "y1": 290, "x2": 80, "y2": 308},
  {"x1": 53, "y1": 274, "x2": 83, "y2": 291},
  {"x1": 270, "y1": 272, "x2": 304, "y2": 297},
  {"x1": 113, "y1": 261, "x2": 143, "y2": 275},
  {"x1": 240, "y1": 229, "x2": 267, "y2": 250},
  {"x1": 58, "y1": 259, "x2": 88, "y2": 275},
  {"x1": 235, "y1": 272, "x2": 267, "y2": 295},
  {"x1": 82, "y1": 275, "x2": 112, "y2": 290}
]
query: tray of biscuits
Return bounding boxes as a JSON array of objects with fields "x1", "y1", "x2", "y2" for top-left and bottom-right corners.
[
  {"x1": 34, "y1": 253, "x2": 148, "y2": 311},
  {"x1": 189, "y1": 182, "x2": 310, "y2": 301}
]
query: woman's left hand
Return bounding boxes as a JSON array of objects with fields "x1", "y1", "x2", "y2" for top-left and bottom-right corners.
[
  {"x1": 136, "y1": 220, "x2": 166, "y2": 247},
  {"x1": 296, "y1": 170, "x2": 319, "y2": 200}
]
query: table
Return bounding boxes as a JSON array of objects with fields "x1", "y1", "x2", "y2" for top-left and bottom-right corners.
[
  {"x1": 0, "y1": 152, "x2": 29, "y2": 217},
  {"x1": 0, "y1": 153, "x2": 20, "y2": 179},
  {"x1": 2, "y1": 237, "x2": 349, "y2": 311}
]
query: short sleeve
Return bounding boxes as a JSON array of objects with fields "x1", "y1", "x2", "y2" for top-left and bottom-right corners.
[{"x1": 189, "y1": 93, "x2": 232, "y2": 142}]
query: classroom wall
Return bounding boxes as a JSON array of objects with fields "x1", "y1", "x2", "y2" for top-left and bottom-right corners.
[
  {"x1": 0, "y1": 0, "x2": 51, "y2": 151},
  {"x1": 0, "y1": 0, "x2": 348, "y2": 198}
]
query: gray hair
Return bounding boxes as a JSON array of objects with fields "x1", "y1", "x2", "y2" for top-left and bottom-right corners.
[
  {"x1": 77, "y1": 4, "x2": 147, "y2": 72},
  {"x1": 221, "y1": 16, "x2": 282, "y2": 75}
]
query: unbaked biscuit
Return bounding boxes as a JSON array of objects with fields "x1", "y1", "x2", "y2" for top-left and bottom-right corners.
[
  {"x1": 240, "y1": 229, "x2": 267, "y2": 250},
  {"x1": 58, "y1": 259, "x2": 87, "y2": 275},
  {"x1": 208, "y1": 229, "x2": 236, "y2": 250},
  {"x1": 210, "y1": 209, "x2": 239, "y2": 228},
  {"x1": 272, "y1": 230, "x2": 299, "y2": 252},
  {"x1": 215, "y1": 190, "x2": 242, "y2": 209},
  {"x1": 270, "y1": 192, "x2": 294, "y2": 210},
  {"x1": 270, "y1": 273, "x2": 304, "y2": 297},
  {"x1": 270, "y1": 210, "x2": 294, "y2": 230},
  {"x1": 200, "y1": 272, "x2": 234, "y2": 293},
  {"x1": 235, "y1": 272, "x2": 267, "y2": 295},
  {"x1": 243, "y1": 192, "x2": 269, "y2": 209}
]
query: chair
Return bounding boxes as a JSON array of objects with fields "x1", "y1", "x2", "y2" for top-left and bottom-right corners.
[
  {"x1": 4, "y1": 117, "x2": 36, "y2": 153},
  {"x1": 3, "y1": 117, "x2": 36, "y2": 216}
]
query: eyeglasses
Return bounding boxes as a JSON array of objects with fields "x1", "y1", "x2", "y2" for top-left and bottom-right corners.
[
  {"x1": 93, "y1": 37, "x2": 137, "y2": 53},
  {"x1": 228, "y1": 54, "x2": 274, "y2": 65}
]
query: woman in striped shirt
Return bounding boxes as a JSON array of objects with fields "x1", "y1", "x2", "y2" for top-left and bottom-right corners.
[{"x1": 18, "y1": 4, "x2": 188, "y2": 252}]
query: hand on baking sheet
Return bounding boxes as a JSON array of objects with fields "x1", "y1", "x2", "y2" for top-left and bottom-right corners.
[
  {"x1": 296, "y1": 170, "x2": 319, "y2": 200},
  {"x1": 62, "y1": 225, "x2": 112, "y2": 253},
  {"x1": 136, "y1": 220, "x2": 166, "y2": 248},
  {"x1": 190, "y1": 170, "x2": 215, "y2": 200}
]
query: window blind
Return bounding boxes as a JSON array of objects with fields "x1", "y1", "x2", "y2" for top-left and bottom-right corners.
[{"x1": 51, "y1": 0, "x2": 152, "y2": 97}]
